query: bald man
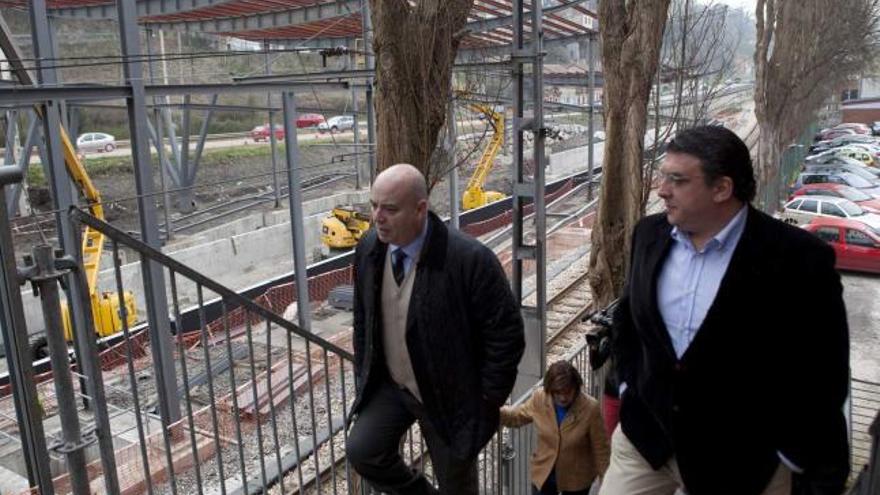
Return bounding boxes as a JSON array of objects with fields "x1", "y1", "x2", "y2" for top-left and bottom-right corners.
[{"x1": 346, "y1": 164, "x2": 524, "y2": 494}]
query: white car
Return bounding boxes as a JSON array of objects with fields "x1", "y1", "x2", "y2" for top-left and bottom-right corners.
[
  {"x1": 318, "y1": 115, "x2": 355, "y2": 134},
  {"x1": 781, "y1": 195, "x2": 880, "y2": 232},
  {"x1": 76, "y1": 132, "x2": 116, "y2": 153}
]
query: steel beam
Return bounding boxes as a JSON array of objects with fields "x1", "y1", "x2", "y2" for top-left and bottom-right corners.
[
  {"x1": 446, "y1": 96, "x2": 459, "y2": 230},
  {"x1": 234, "y1": 67, "x2": 374, "y2": 83},
  {"x1": 140, "y1": 2, "x2": 360, "y2": 34},
  {"x1": 587, "y1": 33, "x2": 595, "y2": 200},
  {"x1": 6, "y1": 112, "x2": 39, "y2": 215},
  {"x1": 4, "y1": 110, "x2": 17, "y2": 165},
  {"x1": 0, "y1": 81, "x2": 348, "y2": 105},
  {"x1": 189, "y1": 93, "x2": 217, "y2": 185},
  {"x1": 510, "y1": 0, "x2": 547, "y2": 399},
  {"x1": 53, "y1": 0, "x2": 219, "y2": 18},
  {"x1": 466, "y1": 0, "x2": 589, "y2": 33},
  {"x1": 349, "y1": 41, "x2": 361, "y2": 190},
  {"x1": 0, "y1": 167, "x2": 54, "y2": 493},
  {"x1": 459, "y1": 33, "x2": 588, "y2": 58},
  {"x1": 360, "y1": 0, "x2": 376, "y2": 182},
  {"x1": 145, "y1": 28, "x2": 174, "y2": 240},
  {"x1": 280, "y1": 92, "x2": 311, "y2": 333},
  {"x1": 115, "y1": 0, "x2": 181, "y2": 425},
  {"x1": 265, "y1": 42, "x2": 281, "y2": 208},
  {"x1": 178, "y1": 94, "x2": 194, "y2": 212}
]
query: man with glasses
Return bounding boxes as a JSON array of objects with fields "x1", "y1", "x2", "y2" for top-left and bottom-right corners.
[{"x1": 599, "y1": 126, "x2": 850, "y2": 494}]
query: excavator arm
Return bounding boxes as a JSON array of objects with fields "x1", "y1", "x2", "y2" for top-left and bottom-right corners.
[
  {"x1": 1, "y1": 11, "x2": 133, "y2": 339},
  {"x1": 462, "y1": 103, "x2": 505, "y2": 210}
]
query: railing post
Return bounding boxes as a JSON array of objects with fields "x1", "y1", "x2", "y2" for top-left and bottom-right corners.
[
  {"x1": 0, "y1": 166, "x2": 55, "y2": 493},
  {"x1": 20, "y1": 245, "x2": 92, "y2": 495},
  {"x1": 501, "y1": 439, "x2": 516, "y2": 495}
]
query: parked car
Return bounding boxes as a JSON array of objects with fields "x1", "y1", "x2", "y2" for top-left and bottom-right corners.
[
  {"x1": 794, "y1": 172, "x2": 880, "y2": 198},
  {"x1": 76, "y1": 132, "x2": 116, "y2": 153},
  {"x1": 830, "y1": 134, "x2": 879, "y2": 147},
  {"x1": 816, "y1": 128, "x2": 856, "y2": 142},
  {"x1": 250, "y1": 123, "x2": 285, "y2": 142},
  {"x1": 806, "y1": 151, "x2": 878, "y2": 171},
  {"x1": 838, "y1": 142, "x2": 880, "y2": 162},
  {"x1": 803, "y1": 161, "x2": 880, "y2": 181},
  {"x1": 872, "y1": 121, "x2": 880, "y2": 136},
  {"x1": 832, "y1": 123, "x2": 872, "y2": 135},
  {"x1": 781, "y1": 196, "x2": 880, "y2": 230},
  {"x1": 318, "y1": 115, "x2": 355, "y2": 133},
  {"x1": 789, "y1": 183, "x2": 880, "y2": 213},
  {"x1": 296, "y1": 113, "x2": 325, "y2": 128},
  {"x1": 802, "y1": 217, "x2": 880, "y2": 273},
  {"x1": 834, "y1": 146, "x2": 878, "y2": 167}
]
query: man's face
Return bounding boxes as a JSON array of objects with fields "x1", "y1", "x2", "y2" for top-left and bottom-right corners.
[
  {"x1": 657, "y1": 152, "x2": 727, "y2": 235},
  {"x1": 370, "y1": 178, "x2": 427, "y2": 246}
]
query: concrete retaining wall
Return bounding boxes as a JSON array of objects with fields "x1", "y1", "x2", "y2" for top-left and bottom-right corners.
[{"x1": 20, "y1": 190, "x2": 369, "y2": 335}]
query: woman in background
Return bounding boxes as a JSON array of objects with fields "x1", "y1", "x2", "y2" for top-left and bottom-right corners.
[{"x1": 501, "y1": 361, "x2": 610, "y2": 495}]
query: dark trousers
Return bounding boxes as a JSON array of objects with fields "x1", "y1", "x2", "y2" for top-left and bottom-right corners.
[
  {"x1": 346, "y1": 380, "x2": 478, "y2": 495},
  {"x1": 532, "y1": 477, "x2": 591, "y2": 495}
]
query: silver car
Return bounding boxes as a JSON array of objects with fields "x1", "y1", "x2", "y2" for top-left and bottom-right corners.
[
  {"x1": 76, "y1": 132, "x2": 116, "y2": 153},
  {"x1": 318, "y1": 115, "x2": 355, "y2": 134},
  {"x1": 781, "y1": 195, "x2": 880, "y2": 231}
]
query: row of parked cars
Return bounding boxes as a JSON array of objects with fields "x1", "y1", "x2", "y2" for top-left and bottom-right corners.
[
  {"x1": 250, "y1": 114, "x2": 355, "y2": 142},
  {"x1": 781, "y1": 122, "x2": 880, "y2": 273}
]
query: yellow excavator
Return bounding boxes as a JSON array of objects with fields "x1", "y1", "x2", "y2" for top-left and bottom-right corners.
[
  {"x1": 1, "y1": 11, "x2": 136, "y2": 342},
  {"x1": 56, "y1": 127, "x2": 138, "y2": 341},
  {"x1": 318, "y1": 102, "x2": 506, "y2": 247},
  {"x1": 462, "y1": 103, "x2": 505, "y2": 210},
  {"x1": 321, "y1": 205, "x2": 372, "y2": 249}
]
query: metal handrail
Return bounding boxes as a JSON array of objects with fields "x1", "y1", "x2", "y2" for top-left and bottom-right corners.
[{"x1": 69, "y1": 206, "x2": 353, "y2": 361}]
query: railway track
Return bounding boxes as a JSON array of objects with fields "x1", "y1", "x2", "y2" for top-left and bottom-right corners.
[{"x1": 545, "y1": 270, "x2": 592, "y2": 356}]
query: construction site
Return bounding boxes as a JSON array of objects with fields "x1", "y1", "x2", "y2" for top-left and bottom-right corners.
[{"x1": 0, "y1": 1, "x2": 877, "y2": 494}]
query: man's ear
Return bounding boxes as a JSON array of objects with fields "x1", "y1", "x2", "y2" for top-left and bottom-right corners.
[{"x1": 713, "y1": 177, "x2": 734, "y2": 203}]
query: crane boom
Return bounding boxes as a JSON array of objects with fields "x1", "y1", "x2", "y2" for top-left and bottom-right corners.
[{"x1": 462, "y1": 103, "x2": 506, "y2": 210}]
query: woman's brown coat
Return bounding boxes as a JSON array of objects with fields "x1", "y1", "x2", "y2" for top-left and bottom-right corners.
[{"x1": 500, "y1": 390, "x2": 610, "y2": 491}]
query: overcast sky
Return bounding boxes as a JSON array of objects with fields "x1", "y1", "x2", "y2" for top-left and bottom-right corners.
[{"x1": 714, "y1": 0, "x2": 756, "y2": 14}]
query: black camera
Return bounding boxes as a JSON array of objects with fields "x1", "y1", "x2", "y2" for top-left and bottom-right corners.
[{"x1": 584, "y1": 299, "x2": 618, "y2": 370}]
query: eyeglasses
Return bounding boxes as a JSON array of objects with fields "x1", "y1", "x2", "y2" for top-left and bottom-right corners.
[{"x1": 657, "y1": 171, "x2": 704, "y2": 187}]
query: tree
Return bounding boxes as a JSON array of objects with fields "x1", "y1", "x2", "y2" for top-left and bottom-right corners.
[
  {"x1": 588, "y1": 0, "x2": 672, "y2": 306},
  {"x1": 370, "y1": 0, "x2": 474, "y2": 186},
  {"x1": 754, "y1": 0, "x2": 880, "y2": 210},
  {"x1": 644, "y1": 0, "x2": 739, "y2": 209}
]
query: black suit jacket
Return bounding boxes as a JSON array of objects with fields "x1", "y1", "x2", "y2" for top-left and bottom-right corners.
[{"x1": 612, "y1": 206, "x2": 850, "y2": 495}]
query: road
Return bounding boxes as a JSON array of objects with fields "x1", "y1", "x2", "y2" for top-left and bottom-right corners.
[{"x1": 842, "y1": 272, "x2": 880, "y2": 382}]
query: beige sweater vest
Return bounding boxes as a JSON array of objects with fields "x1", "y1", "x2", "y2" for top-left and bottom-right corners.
[{"x1": 380, "y1": 248, "x2": 421, "y2": 401}]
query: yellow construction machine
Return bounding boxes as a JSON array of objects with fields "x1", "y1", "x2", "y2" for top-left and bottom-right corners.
[
  {"x1": 2, "y1": 13, "x2": 137, "y2": 342},
  {"x1": 55, "y1": 126, "x2": 138, "y2": 340},
  {"x1": 462, "y1": 103, "x2": 505, "y2": 210},
  {"x1": 321, "y1": 205, "x2": 372, "y2": 249}
]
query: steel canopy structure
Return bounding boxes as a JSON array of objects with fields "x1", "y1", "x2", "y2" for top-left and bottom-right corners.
[
  {"x1": 0, "y1": 0, "x2": 596, "y2": 46},
  {"x1": 0, "y1": 1, "x2": 604, "y2": 491}
]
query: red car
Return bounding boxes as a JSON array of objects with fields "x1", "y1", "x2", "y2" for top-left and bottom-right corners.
[
  {"x1": 250, "y1": 123, "x2": 284, "y2": 142},
  {"x1": 296, "y1": 113, "x2": 325, "y2": 128},
  {"x1": 790, "y1": 183, "x2": 880, "y2": 213},
  {"x1": 803, "y1": 217, "x2": 880, "y2": 274}
]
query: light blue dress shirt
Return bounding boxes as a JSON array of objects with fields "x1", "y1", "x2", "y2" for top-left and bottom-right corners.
[
  {"x1": 657, "y1": 206, "x2": 747, "y2": 358},
  {"x1": 389, "y1": 218, "x2": 429, "y2": 278}
]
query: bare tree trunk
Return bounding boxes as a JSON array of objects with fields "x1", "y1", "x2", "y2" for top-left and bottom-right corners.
[
  {"x1": 588, "y1": 0, "x2": 672, "y2": 307},
  {"x1": 754, "y1": 0, "x2": 879, "y2": 210},
  {"x1": 370, "y1": 0, "x2": 473, "y2": 187}
]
